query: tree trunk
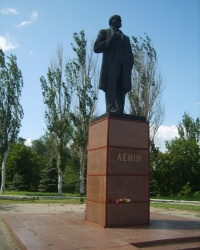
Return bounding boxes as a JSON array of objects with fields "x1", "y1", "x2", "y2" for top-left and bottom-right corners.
[
  {"x1": 58, "y1": 167, "x2": 62, "y2": 195},
  {"x1": 57, "y1": 152, "x2": 62, "y2": 195},
  {"x1": 80, "y1": 148, "x2": 85, "y2": 196},
  {"x1": 0, "y1": 150, "x2": 9, "y2": 193}
]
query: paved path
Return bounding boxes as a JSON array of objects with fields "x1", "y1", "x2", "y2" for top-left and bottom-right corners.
[
  {"x1": 0, "y1": 203, "x2": 199, "y2": 220},
  {"x1": 0, "y1": 217, "x2": 21, "y2": 250},
  {"x1": 0, "y1": 204, "x2": 200, "y2": 249},
  {"x1": 0, "y1": 204, "x2": 84, "y2": 250},
  {"x1": 0, "y1": 203, "x2": 86, "y2": 214}
]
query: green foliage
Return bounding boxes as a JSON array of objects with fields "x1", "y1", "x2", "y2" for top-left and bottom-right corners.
[
  {"x1": 128, "y1": 34, "x2": 164, "y2": 140},
  {"x1": 152, "y1": 152, "x2": 173, "y2": 196},
  {"x1": 71, "y1": 30, "x2": 86, "y2": 68},
  {"x1": 150, "y1": 140, "x2": 160, "y2": 196},
  {"x1": 152, "y1": 113, "x2": 200, "y2": 196},
  {"x1": 6, "y1": 141, "x2": 42, "y2": 191},
  {"x1": 68, "y1": 30, "x2": 98, "y2": 195},
  {"x1": 194, "y1": 191, "x2": 200, "y2": 199},
  {"x1": 0, "y1": 49, "x2": 24, "y2": 155},
  {"x1": 0, "y1": 49, "x2": 23, "y2": 156},
  {"x1": 62, "y1": 152, "x2": 80, "y2": 193},
  {"x1": 8, "y1": 173, "x2": 29, "y2": 191},
  {"x1": 31, "y1": 136, "x2": 50, "y2": 159},
  {"x1": 177, "y1": 182, "x2": 193, "y2": 197},
  {"x1": 40, "y1": 45, "x2": 73, "y2": 194},
  {"x1": 40, "y1": 70, "x2": 71, "y2": 142},
  {"x1": 70, "y1": 30, "x2": 97, "y2": 123},
  {"x1": 38, "y1": 158, "x2": 58, "y2": 192},
  {"x1": 177, "y1": 112, "x2": 200, "y2": 143},
  {"x1": 131, "y1": 34, "x2": 156, "y2": 72},
  {"x1": 79, "y1": 196, "x2": 84, "y2": 203},
  {"x1": 0, "y1": 49, "x2": 24, "y2": 192}
]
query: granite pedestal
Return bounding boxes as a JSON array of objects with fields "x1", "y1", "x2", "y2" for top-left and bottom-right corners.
[{"x1": 85, "y1": 113, "x2": 150, "y2": 227}]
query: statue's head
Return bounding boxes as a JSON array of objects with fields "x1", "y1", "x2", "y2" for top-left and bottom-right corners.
[{"x1": 109, "y1": 15, "x2": 122, "y2": 29}]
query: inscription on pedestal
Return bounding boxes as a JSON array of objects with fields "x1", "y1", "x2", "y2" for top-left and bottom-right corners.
[
  {"x1": 108, "y1": 148, "x2": 148, "y2": 175},
  {"x1": 117, "y1": 153, "x2": 141, "y2": 163}
]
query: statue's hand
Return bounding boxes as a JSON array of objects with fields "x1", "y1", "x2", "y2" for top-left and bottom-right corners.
[{"x1": 108, "y1": 33, "x2": 116, "y2": 44}]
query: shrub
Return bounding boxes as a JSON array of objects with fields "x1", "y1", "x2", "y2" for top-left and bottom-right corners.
[
  {"x1": 194, "y1": 191, "x2": 200, "y2": 199},
  {"x1": 177, "y1": 182, "x2": 192, "y2": 197}
]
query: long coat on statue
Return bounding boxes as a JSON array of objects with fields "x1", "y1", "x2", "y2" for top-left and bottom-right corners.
[{"x1": 94, "y1": 28, "x2": 134, "y2": 93}]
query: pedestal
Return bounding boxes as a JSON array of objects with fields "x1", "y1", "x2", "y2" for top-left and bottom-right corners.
[{"x1": 85, "y1": 113, "x2": 150, "y2": 227}]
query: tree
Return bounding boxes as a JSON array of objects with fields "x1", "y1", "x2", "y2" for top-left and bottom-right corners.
[
  {"x1": 150, "y1": 140, "x2": 160, "y2": 196},
  {"x1": 31, "y1": 136, "x2": 50, "y2": 159},
  {"x1": 6, "y1": 140, "x2": 41, "y2": 191},
  {"x1": 152, "y1": 113, "x2": 200, "y2": 196},
  {"x1": 40, "y1": 45, "x2": 72, "y2": 195},
  {"x1": 177, "y1": 112, "x2": 200, "y2": 143},
  {"x1": 152, "y1": 151, "x2": 173, "y2": 196},
  {"x1": 67, "y1": 30, "x2": 98, "y2": 196},
  {"x1": 0, "y1": 49, "x2": 24, "y2": 193},
  {"x1": 10, "y1": 173, "x2": 29, "y2": 191},
  {"x1": 38, "y1": 158, "x2": 58, "y2": 192},
  {"x1": 62, "y1": 151, "x2": 80, "y2": 193},
  {"x1": 165, "y1": 137, "x2": 200, "y2": 194},
  {"x1": 128, "y1": 34, "x2": 165, "y2": 140}
]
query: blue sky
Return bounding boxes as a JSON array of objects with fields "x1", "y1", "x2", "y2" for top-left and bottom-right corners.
[{"x1": 0, "y1": 0, "x2": 200, "y2": 150}]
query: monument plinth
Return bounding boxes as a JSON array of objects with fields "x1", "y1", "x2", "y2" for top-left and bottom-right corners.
[{"x1": 85, "y1": 113, "x2": 150, "y2": 227}]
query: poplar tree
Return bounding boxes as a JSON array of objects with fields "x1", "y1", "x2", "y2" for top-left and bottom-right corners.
[
  {"x1": 0, "y1": 48, "x2": 24, "y2": 193},
  {"x1": 67, "y1": 30, "x2": 98, "y2": 196},
  {"x1": 40, "y1": 45, "x2": 72, "y2": 195},
  {"x1": 128, "y1": 34, "x2": 165, "y2": 140}
]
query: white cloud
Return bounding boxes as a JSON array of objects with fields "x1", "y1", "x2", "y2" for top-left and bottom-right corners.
[
  {"x1": 155, "y1": 125, "x2": 179, "y2": 152},
  {"x1": 0, "y1": 35, "x2": 19, "y2": 51},
  {"x1": 17, "y1": 20, "x2": 32, "y2": 27},
  {"x1": 31, "y1": 11, "x2": 38, "y2": 21},
  {"x1": 16, "y1": 11, "x2": 38, "y2": 27},
  {"x1": 24, "y1": 138, "x2": 33, "y2": 147},
  {"x1": 0, "y1": 8, "x2": 19, "y2": 15}
]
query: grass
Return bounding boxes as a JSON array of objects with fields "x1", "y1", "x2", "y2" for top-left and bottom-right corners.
[
  {"x1": 151, "y1": 196, "x2": 200, "y2": 201},
  {"x1": 1, "y1": 190, "x2": 80, "y2": 197},
  {"x1": 150, "y1": 202, "x2": 200, "y2": 212},
  {"x1": 0, "y1": 191, "x2": 84, "y2": 204},
  {"x1": 0, "y1": 191, "x2": 199, "y2": 212},
  {"x1": 0, "y1": 200, "x2": 199, "y2": 212},
  {"x1": 0, "y1": 199, "x2": 81, "y2": 205}
]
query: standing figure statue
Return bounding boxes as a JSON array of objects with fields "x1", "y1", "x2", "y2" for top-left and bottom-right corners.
[{"x1": 94, "y1": 15, "x2": 134, "y2": 113}]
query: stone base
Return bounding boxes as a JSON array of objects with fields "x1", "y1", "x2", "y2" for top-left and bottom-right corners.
[{"x1": 85, "y1": 113, "x2": 150, "y2": 227}]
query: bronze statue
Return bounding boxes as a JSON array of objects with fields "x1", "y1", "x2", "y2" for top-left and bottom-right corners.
[{"x1": 94, "y1": 15, "x2": 134, "y2": 113}]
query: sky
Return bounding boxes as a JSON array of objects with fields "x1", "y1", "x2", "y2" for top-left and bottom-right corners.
[{"x1": 0, "y1": 0, "x2": 200, "y2": 151}]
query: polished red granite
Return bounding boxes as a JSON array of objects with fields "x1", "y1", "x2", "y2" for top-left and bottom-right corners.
[
  {"x1": 86, "y1": 114, "x2": 150, "y2": 227},
  {"x1": 2, "y1": 210, "x2": 200, "y2": 249}
]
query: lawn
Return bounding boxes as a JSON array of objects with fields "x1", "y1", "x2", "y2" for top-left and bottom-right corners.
[
  {"x1": 0, "y1": 191, "x2": 200, "y2": 212},
  {"x1": 150, "y1": 202, "x2": 200, "y2": 212},
  {"x1": 1, "y1": 190, "x2": 79, "y2": 197}
]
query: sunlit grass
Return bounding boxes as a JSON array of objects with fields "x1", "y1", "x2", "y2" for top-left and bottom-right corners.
[
  {"x1": 0, "y1": 199, "x2": 81, "y2": 205},
  {"x1": 151, "y1": 196, "x2": 200, "y2": 201},
  {"x1": 1, "y1": 190, "x2": 80, "y2": 197},
  {"x1": 150, "y1": 202, "x2": 200, "y2": 212}
]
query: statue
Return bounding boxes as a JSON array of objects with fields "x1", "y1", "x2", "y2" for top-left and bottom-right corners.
[{"x1": 94, "y1": 15, "x2": 134, "y2": 113}]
